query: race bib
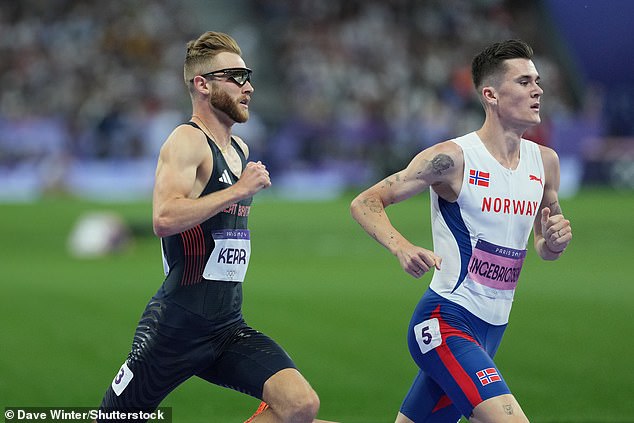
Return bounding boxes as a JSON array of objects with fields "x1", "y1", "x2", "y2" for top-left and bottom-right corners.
[
  {"x1": 203, "y1": 229, "x2": 251, "y2": 282},
  {"x1": 464, "y1": 239, "x2": 526, "y2": 299},
  {"x1": 413, "y1": 318, "x2": 442, "y2": 355},
  {"x1": 111, "y1": 362, "x2": 134, "y2": 396}
]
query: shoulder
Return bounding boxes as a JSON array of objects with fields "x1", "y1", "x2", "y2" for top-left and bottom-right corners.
[
  {"x1": 430, "y1": 139, "x2": 463, "y2": 157},
  {"x1": 232, "y1": 135, "x2": 250, "y2": 158},
  {"x1": 163, "y1": 124, "x2": 207, "y2": 146},
  {"x1": 536, "y1": 144, "x2": 561, "y2": 189},
  {"x1": 410, "y1": 140, "x2": 463, "y2": 176},
  {"x1": 399, "y1": 139, "x2": 464, "y2": 192},
  {"x1": 159, "y1": 124, "x2": 209, "y2": 162},
  {"x1": 537, "y1": 144, "x2": 560, "y2": 169}
]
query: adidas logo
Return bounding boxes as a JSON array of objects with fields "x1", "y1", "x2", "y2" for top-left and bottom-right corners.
[{"x1": 218, "y1": 169, "x2": 233, "y2": 185}]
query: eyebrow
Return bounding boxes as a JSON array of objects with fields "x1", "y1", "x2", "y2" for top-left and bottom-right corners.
[{"x1": 516, "y1": 74, "x2": 540, "y2": 81}]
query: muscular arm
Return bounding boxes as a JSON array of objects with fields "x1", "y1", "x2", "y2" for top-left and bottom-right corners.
[
  {"x1": 350, "y1": 142, "x2": 461, "y2": 278},
  {"x1": 533, "y1": 146, "x2": 572, "y2": 260},
  {"x1": 152, "y1": 126, "x2": 270, "y2": 237}
]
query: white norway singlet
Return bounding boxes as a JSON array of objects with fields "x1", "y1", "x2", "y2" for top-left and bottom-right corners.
[{"x1": 429, "y1": 132, "x2": 545, "y2": 325}]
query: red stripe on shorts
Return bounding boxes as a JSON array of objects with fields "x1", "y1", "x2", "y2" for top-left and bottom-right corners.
[{"x1": 431, "y1": 306, "x2": 483, "y2": 408}]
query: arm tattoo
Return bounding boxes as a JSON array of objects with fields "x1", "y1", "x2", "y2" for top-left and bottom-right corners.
[
  {"x1": 548, "y1": 200, "x2": 562, "y2": 216},
  {"x1": 432, "y1": 154, "x2": 454, "y2": 174},
  {"x1": 421, "y1": 154, "x2": 454, "y2": 176},
  {"x1": 383, "y1": 174, "x2": 401, "y2": 188},
  {"x1": 362, "y1": 197, "x2": 383, "y2": 214}
]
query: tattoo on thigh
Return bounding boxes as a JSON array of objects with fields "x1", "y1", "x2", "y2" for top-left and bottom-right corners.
[{"x1": 503, "y1": 403, "x2": 514, "y2": 415}]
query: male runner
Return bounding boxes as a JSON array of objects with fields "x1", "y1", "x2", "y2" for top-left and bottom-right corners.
[
  {"x1": 351, "y1": 39, "x2": 572, "y2": 422},
  {"x1": 95, "y1": 31, "x2": 329, "y2": 423}
]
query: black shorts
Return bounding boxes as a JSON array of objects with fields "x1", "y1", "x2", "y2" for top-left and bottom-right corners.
[{"x1": 97, "y1": 298, "x2": 296, "y2": 422}]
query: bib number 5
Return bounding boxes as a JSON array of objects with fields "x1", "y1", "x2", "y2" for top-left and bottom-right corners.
[{"x1": 413, "y1": 318, "x2": 442, "y2": 354}]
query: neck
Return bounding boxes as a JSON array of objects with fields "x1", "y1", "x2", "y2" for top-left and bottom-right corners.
[
  {"x1": 191, "y1": 113, "x2": 231, "y2": 152},
  {"x1": 476, "y1": 120, "x2": 525, "y2": 169}
]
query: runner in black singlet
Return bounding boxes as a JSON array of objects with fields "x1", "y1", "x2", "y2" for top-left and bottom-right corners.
[
  {"x1": 97, "y1": 125, "x2": 296, "y2": 418},
  {"x1": 95, "y1": 31, "x2": 330, "y2": 423}
]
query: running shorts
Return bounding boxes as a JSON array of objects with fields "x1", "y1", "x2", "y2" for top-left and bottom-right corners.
[
  {"x1": 400, "y1": 289, "x2": 511, "y2": 421},
  {"x1": 97, "y1": 298, "x2": 296, "y2": 422}
]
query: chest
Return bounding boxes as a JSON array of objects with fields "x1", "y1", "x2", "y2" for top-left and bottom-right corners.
[
  {"x1": 195, "y1": 145, "x2": 245, "y2": 198},
  {"x1": 221, "y1": 147, "x2": 243, "y2": 177},
  {"x1": 459, "y1": 164, "x2": 544, "y2": 245}
]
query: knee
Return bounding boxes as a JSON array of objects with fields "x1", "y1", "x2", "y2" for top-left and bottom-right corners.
[
  {"x1": 285, "y1": 388, "x2": 320, "y2": 422},
  {"x1": 263, "y1": 369, "x2": 320, "y2": 422}
]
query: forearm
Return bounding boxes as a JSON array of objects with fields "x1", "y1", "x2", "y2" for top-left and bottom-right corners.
[
  {"x1": 153, "y1": 186, "x2": 246, "y2": 237},
  {"x1": 350, "y1": 194, "x2": 410, "y2": 256}
]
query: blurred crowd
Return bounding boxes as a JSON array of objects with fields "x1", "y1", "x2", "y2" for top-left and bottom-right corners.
[
  {"x1": 0, "y1": 0, "x2": 191, "y2": 161},
  {"x1": 259, "y1": 0, "x2": 578, "y2": 181},
  {"x1": 0, "y1": 0, "x2": 625, "y2": 199}
]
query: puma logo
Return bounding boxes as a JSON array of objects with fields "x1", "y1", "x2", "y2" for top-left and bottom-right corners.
[{"x1": 529, "y1": 174, "x2": 543, "y2": 187}]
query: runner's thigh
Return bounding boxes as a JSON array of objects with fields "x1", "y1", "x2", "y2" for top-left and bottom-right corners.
[{"x1": 197, "y1": 325, "x2": 296, "y2": 399}]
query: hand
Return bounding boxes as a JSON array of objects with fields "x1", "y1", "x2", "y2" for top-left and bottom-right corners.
[
  {"x1": 541, "y1": 207, "x2": 572, "y2": 253},
  {"x1": 396, "y1": 243, "x2": 442, "y2": 279},
  {"x1": 235, "y1": 161, "x2": 271, "y2": 197}
]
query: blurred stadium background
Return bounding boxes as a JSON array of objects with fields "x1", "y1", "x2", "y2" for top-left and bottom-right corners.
[{"x1": 1, "y1": 0, "x2": 633, "y2": 422}]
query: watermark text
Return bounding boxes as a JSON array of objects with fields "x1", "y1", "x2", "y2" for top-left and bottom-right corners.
[{"x1": 4, "y1": 407, "x2": 172, "y2": 422}]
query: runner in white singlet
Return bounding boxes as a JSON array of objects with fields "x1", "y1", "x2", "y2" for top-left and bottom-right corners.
[
  {"x1": 430, "y1": 131, "x2": 545, "y2": 326},
  {"x1": 351, "y1": 39, "x2": 572, "y2": 423}
]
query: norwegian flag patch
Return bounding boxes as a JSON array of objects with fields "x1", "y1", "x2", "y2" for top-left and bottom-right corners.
[
  {"x1": 476, "y1": 367, "x2": 501, "y2": 386},
  {"x1": 469, "y1": 169, "x2": 490, "y2": 187}
]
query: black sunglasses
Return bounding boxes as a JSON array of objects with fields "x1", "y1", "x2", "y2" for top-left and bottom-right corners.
[{"x1": 196, "y1": 67, "x2": 253, "y2": 86}]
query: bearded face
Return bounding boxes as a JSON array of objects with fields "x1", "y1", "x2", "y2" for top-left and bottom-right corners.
[{"x1": 209, "y1": 85, "x2": 249, "y2": 123}]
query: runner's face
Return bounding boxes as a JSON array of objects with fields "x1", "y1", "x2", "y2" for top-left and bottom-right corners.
[
  {"x1": 206, "y1": 52, "x2": 253, "y2": 123},
  {"x1": 209, "y1": 88, "x2": 249, "y2": 123},
  {"x1": 494, "y1": 58, "x2": 543, "y2": 128}
]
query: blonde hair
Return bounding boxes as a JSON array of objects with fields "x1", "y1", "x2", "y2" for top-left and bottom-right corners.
[{"x1": 183, "y1": 31, "x2": 242, "y2": 86}]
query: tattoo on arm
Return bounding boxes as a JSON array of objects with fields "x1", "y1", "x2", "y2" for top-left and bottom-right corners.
[
  {"x1": 420, "y1": 154, "x2": 454, "y2": 177},
  {"x1": 362, "y1": 197, "x2": 383, "y2": 214},
  {"x1": 383, "y1": 174, "x2": 401, "y2": 188},
  {"x1": 548, "y1": 200, "x2": 562, "y2": 216},
  {"x1": 432, "y1": 154, "x2": 454, "y2": 174}
]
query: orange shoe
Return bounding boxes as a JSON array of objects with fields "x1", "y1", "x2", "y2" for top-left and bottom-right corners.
[{"x1": 244, "y1": 402, "x2": 269, "y2": 423}]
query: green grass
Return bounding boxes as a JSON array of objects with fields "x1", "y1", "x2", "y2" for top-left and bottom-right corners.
[{"x1": 1, "y1": 188, "x2": 633, "y2": 422}]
